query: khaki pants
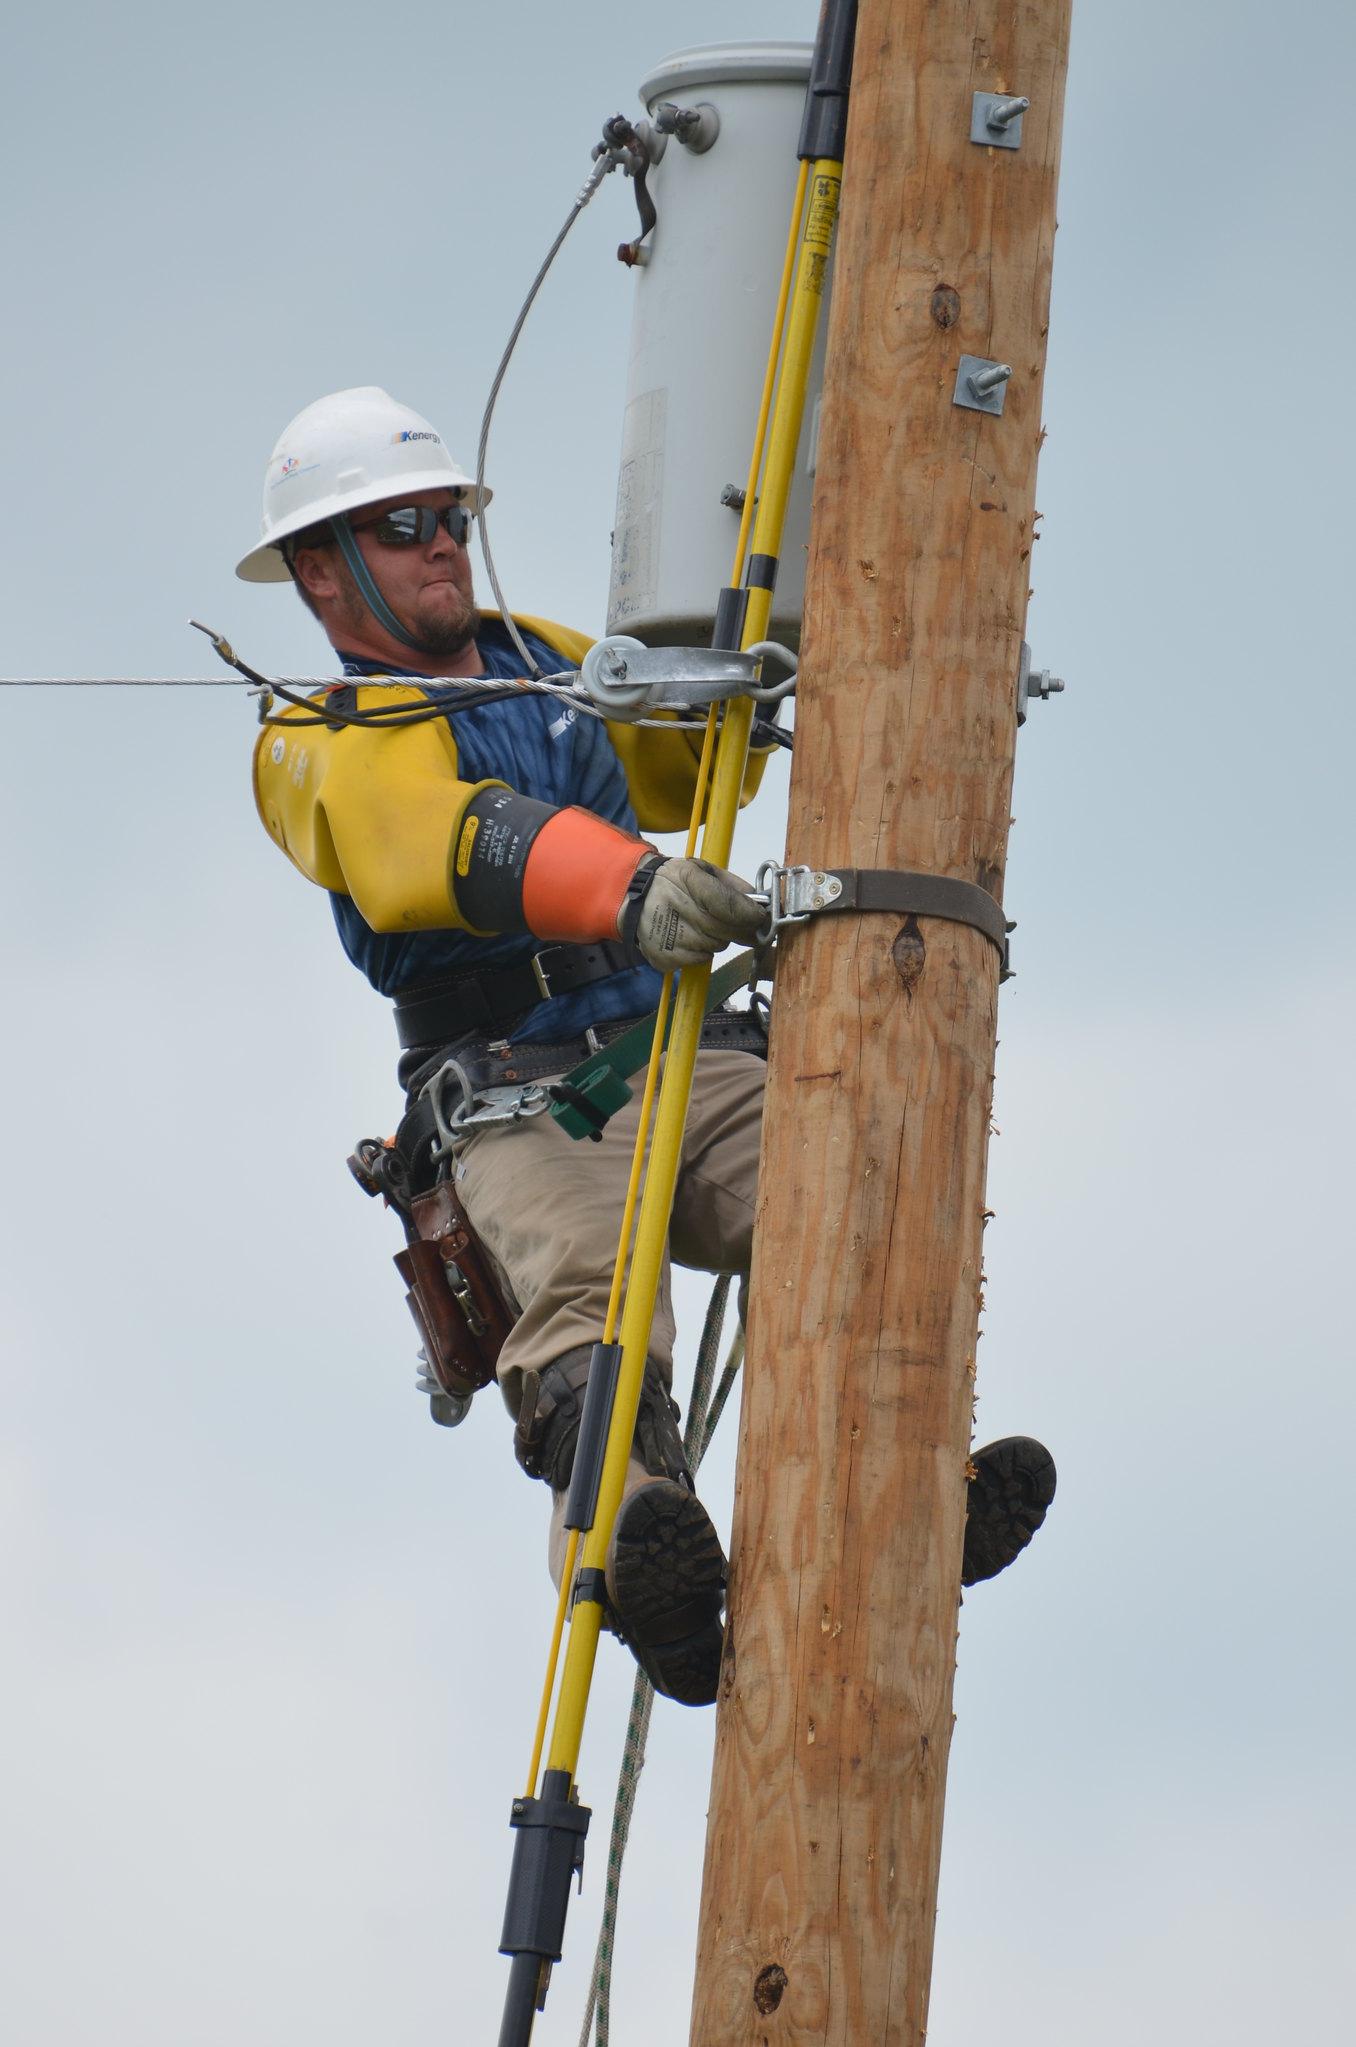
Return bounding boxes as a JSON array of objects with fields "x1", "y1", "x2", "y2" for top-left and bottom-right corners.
[{"x1": 451, "y1": 1049, "x2": 765, "y2": 1421}]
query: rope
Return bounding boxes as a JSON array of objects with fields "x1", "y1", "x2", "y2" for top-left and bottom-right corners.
[
  {"x1": 577, "y1": 1275, "x2": 743, "y2": 2047},
  {"x1": 698, "y1": 1329, "x2": 745, "y2": 1467},
  {"x1": 578, "y1": 1670, "x2": 653, "y2": 2047}
]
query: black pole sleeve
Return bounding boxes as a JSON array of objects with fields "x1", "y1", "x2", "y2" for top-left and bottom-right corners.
[
  {"x1": 711, "y1": 584, "x2": 750, "y2": 651},
  {"x1": 497, "y1": 1954, "x2": 545, "y2": 2047},
  {"x1": 562, "y1": 1342, "x2": 624, "y2": 1532},
  {"x1": 499, "y1": 1770, "x2": 591, "y2": 1960},
  {"x1": 497, "y1": 1770, "x2": 592, "y2": 2042},
  {"x1": 798, "y1": 0, "x2": 859, "y2": 162}
]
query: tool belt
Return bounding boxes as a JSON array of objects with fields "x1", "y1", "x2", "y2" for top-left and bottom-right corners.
[
  {"x1": 348, "y1": 1136, "x2": 515, "y2": 1399},
  {"x1": 392, "y1": 939, "x2": 636, "y2": 1051},
  {"x1": 395, "y1": 1181, "x2": 515, "y2": 1401},
  {"x1": 351, "y1": 1003, "x2": 767, "y2": 1408},
  {"x1": 394, "y1": 1006, "x2": 769, "y2": 1187}
]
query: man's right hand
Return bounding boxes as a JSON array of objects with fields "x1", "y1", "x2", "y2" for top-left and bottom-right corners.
[{"x1": 624, "y1": 856, "x2": 766, "y2": 972}]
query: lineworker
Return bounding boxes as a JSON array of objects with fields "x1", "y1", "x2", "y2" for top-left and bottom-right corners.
[{"x1": 241, "y1": 385, "x2": 1056, "y2": 1706}]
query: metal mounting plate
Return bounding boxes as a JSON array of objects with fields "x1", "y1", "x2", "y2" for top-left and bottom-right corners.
[
  {"x1": 970, "y1": 91, "x2": 1026, "y2": 148},
  {"x1": 953, "y1": 354, "x2": 1012, "y2": 416},
  {"x1": 752, "y1": 862, "x2": 843, "y2": 943},
  {"x1": 1016, "y1": 639, "x2": 1065, "y2": 725}
]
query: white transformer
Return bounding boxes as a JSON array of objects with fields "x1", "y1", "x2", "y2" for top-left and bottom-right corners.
[{"x1": 606, "y1": 43, "x2": 829, "y2": 650}]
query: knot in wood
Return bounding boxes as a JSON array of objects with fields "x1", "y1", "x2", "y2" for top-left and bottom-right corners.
[
  {"x1": 753, "y1": 1963, "x2": 789, "y2": 2015},
  {"x1": 892, "y1": 915, "x2": 926, "y2": 998},
  {"x1": 930, "y1": 283, "x2": 961, "y2": 328}
]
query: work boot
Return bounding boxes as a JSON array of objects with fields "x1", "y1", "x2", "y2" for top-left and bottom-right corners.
[
  {"x1": 514, "y1": 1347, "x2": 692, "y2": 1492},
  {"x1": 516, "y1": 1350, "x2": 726, "y2": 1704},
  {"x1": 605, "y1": 1479, "x2": 727, "y2": 1707},
  {"x1": 962, "y1": 1436, "x2": 1056, "y2": 1586}
]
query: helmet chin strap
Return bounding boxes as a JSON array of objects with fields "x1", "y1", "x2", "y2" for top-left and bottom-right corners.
[{"x1": 330, "y1": 515, "x2": 430, "y2": 655}]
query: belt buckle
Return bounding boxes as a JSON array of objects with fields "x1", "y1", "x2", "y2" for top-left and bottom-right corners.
[{"x1": 531, "y1": 949, "x2": 554, "y2": 1000}]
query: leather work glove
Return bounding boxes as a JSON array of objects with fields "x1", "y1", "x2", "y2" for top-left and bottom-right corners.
[{"x1": 622, "y1": 855, "x2": 766, "y2": 973}]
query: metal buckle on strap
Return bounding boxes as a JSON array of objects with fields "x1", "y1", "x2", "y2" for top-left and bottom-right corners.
[
  {"x1": 752, "y1": 862, "x2": 843, "y2": 945},
  {"x1": 751, "y1": 857, "x2": 1013, "y2": 976},
  {"x1": 530, "y1": 950, "x2": 555, "y2": 1000},
  {"x1": 420, "y1": 1058, "x2": 553, "y2": 1161}
]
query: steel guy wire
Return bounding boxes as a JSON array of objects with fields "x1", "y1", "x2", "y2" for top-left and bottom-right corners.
[
  {"x1": 0, "y1": 670, "x2": 742, "y2": 733},
  {"x1": 474, "y1": 149, "x2": 619, "y2": 679}
]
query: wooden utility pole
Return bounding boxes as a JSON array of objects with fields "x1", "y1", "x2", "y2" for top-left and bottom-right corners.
[{"x1": 689, "y1": 3, "x2": 1072, "y2": 2040}]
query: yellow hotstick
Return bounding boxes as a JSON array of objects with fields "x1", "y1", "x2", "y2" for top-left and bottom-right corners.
[
  {"x1": 544, "y1": 158, "x2": 844, "y2": 1780},
  {"x1": 520, "y1": 173, "x2": 806, "y2": 1801}
]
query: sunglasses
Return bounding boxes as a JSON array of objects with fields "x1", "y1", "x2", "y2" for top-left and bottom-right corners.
[{"x1": 349, "y1": 503, "x2": 472, "y2": 548}]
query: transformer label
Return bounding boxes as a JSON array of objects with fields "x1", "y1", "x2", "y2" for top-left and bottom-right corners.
[{"x1": 609, "y1": 387, "x2": 667, "y2": 627}]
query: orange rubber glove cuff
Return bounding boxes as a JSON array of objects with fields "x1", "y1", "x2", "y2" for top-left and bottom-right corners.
[{"x1": 521, "y1": 807, "x2": 654, "y2": 944}]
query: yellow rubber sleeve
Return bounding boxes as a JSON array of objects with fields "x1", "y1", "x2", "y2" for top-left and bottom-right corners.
[
  {"x1": 250, "y1": 617, "x2": 772, "y2": 926},
  {"x1": 252, "y1": 686, "x2": 506, "y2": 933}
]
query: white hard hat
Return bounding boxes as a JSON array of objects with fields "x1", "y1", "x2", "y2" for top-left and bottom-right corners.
[{"x1": 235, "y1": 385, "x2": 490, "y2": 583}]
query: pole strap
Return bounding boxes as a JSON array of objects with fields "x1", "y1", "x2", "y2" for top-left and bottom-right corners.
[
  {"x1": 760, "y1": 864, "x2": 1014, "y2": 977},
  {"x1": 827, "y1": 868, "x2": 1011, "y2": 958}
]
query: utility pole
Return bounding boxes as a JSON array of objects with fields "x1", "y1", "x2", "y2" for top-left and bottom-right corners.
[{"x1": 689, "y1": 3, "x2": 1073, "y2": 2040}]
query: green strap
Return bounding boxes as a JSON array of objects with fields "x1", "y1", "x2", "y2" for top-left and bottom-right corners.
[{"x1": 548, "y1": 948, "x2": 768, "y2": 1141}]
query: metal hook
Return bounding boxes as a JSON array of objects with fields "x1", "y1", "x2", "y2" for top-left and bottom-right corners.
[{"x1": 744, "y1": 641, "x2": 799, "y2": 703}]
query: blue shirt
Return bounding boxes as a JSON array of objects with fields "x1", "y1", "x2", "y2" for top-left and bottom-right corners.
[{"x1": 330, "y1": 622, "x2": 662, "y2": 1043}]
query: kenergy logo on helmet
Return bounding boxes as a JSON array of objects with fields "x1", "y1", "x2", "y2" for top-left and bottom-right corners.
[{"x1": 392, "y1": 429, "x2": 440, "y2": 444}]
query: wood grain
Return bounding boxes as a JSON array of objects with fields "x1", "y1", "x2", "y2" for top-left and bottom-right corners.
[{"x1": 689, "y1": 4, "x2": 1072, "y2": 2040}]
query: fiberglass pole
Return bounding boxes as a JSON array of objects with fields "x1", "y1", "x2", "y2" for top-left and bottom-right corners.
[{"x1": 689, "y1": 1, "x2": 1073, "y2": 2039}]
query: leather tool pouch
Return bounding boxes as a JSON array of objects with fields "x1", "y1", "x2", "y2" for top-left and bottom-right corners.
[{"x1": 394, "y1": 1181, "x2": 515, "y2": 1401}]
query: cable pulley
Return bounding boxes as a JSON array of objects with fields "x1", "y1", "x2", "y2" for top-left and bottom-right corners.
[{"x1": 577, "y1": 635, "x2": 797, "y2": 718}]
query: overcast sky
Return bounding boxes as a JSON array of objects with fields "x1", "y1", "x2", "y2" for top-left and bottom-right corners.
[{"x1": 3, "y1": 3, "x2": 1354, "y2": 2043}]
